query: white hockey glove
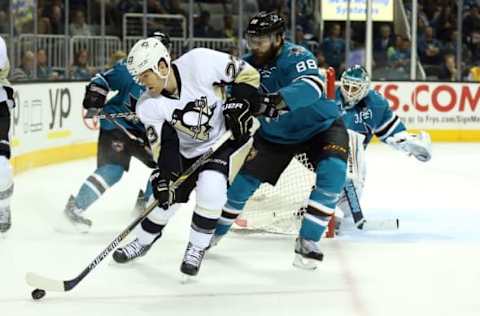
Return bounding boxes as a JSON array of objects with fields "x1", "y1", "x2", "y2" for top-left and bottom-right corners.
[{"x1": 385, "y1": 131, "x2": 432, "y2": 162}]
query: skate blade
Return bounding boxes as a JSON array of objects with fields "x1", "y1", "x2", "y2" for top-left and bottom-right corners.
[
  {"x1": 292, "y1": 254, "x2": 318, "y2": 270},
  {"x1": 180, "y1": 273, "x2": 198, "y2": 284},
  {"x1": 54, "y1": 213, "x2": 91, "y2": 234}
]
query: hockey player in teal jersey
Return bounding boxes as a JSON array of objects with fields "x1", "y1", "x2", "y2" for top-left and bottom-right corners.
[
  {"x1": 213, "y1": 12, "x2": 349, "y2": 269},
  {"x1": 334, "y1": 65, "x2": 432, "y2": 229},
  {"x1": 61, "y1": 33, "x2": 171, "y2": 233}
]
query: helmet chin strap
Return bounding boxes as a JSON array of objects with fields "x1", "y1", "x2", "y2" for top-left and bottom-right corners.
[{"x1": 152, "y1": 61, "x2": 171, "y2": 92}]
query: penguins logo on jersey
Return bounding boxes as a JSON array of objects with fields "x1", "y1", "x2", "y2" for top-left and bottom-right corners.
[{"x1": 171, "y1": 96, "x2": 214, "y2": 141}]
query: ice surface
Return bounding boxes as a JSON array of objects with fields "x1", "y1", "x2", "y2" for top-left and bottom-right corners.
[{"x1": 1, "y1": 143, "x2": 479, "y2": 316}]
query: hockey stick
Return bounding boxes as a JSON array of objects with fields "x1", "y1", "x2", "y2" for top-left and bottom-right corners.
[
  {"x1": 84, "y1": 108, "x2": 140, "y2": 121},
  {"x1": 344, "y1": 179, "x2": 399, "y2": 231},
  {"x1": 26, "y1": 131, "x2": 233, "y2": 293}
]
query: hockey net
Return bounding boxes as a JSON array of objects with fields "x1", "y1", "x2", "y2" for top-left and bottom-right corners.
[{"x1": 233, "y1": 67, "x2": 337, "y2": 237}]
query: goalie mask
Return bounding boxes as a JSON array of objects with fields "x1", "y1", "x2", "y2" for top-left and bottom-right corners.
[
  {"x1": 340, "y1": 65, "x2": 370, "y2": 110},
  {"x1": 127, "y1": 37, "x2": 171, "y2": 83}
]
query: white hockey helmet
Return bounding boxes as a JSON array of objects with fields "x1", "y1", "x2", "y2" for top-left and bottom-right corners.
[
  {"x1": 126, "y1": 37, "x2": 171, "y2": 81},
  {"x1": 340, "y1": 65, "x2": 370, "y2": 109}
]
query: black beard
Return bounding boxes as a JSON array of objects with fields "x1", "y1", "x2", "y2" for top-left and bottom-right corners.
[{"x1": 252, "y1": 42, "x2": 281, "y2": 66}]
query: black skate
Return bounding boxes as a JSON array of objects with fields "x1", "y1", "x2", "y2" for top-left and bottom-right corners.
[
  {"x1": 293, "y1": 237, "x2": 324, "y2": 270},
  {"x1": 0, "y1": 206, "x2": 11, "y2": 233},
  {"x1": 113, "y1": 238, "x2": 152, "y2": 263},
  {"x1": 180, "y1": 242, "x2": 206, "y2": 276}
]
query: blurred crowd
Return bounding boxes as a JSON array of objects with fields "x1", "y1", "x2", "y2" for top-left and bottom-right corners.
[{"x1": 1, "y1": 0, "x2": 479, "y2": 82}]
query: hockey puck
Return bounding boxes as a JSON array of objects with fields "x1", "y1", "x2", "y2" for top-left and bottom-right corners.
[{"x1": 31, "y1": 288, "x2": 46, "y2": 300}]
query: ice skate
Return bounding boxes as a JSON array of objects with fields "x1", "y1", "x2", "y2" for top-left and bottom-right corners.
[
  {"x1": 0, "y1": 206, "x2": 11, "y2": 233},
  {"x1": 61, "y1": 195, "x2": 92, "y2": 233},
  {"x1": 293, "y1": 237, "x2": 323, "y2": 270},
  {"x1": 180, "y1": 242, "x2": 206, "y2": 277},
  {"x1": 113, "y1": 238, "x2": 152, "y2": 263}
]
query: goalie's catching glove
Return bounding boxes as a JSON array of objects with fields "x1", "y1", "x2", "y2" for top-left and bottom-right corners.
[{"x1": 385, "y1": 131, "x2": 432, "y2": 162}]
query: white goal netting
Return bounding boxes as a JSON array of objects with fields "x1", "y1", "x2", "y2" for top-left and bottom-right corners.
[{"x1": 234, "y1": 153, "x2": 316, "y2": 235}]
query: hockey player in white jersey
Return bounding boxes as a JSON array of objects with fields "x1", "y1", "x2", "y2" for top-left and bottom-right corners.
[
  {"x1": 0, "y1": 36, "x2": 14, "y2": 233},
  {"x1": 112, "y1": 37, "x2": 267, "y2": 277}
]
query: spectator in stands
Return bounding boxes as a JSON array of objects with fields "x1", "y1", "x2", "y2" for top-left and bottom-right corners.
[
  {"x1": 438, "y1": 54, "x2": 458, "y2": 81},
  {"x1": 13, "y1": 0, "x2": 34, "y2": 33},
  {"x1": 147, "y1": 0, "x2": 167, "y2": 14},
  {"x1": 108, "y1": 50, "x2": 127, "y2": 68},
  {"x1": 464, "y1": 6, "x2": 480, "y2": 62},
  {"x1": 116, "y1": 0, "x2": 142, "y2": 14},
  {"x1": 10, "y1": 50, "x2": 35, "y2": 81},
  {"x1": 321, "y1": 23, "x2": 345, "y2": 73},
  {"x1": 434, "y1": 5, "x2": 456, "y2": 42},
  {"x1": 38, "y1": 16, "x2": 52, "y2": 34},
  {"x1": 194, "y1": 11, "x2": 219, "y2": 38},
  {"x1": 373, "y1": 24, "x2": 395, "y2": 67},
  {"x1": 70, "y1": 10, "x2": 92, "y2": 36},
  {"x1": 37, "y1": 49, "x2": 59, "y2": 80},
  {"x1": 258, "y1": 0, "x2": 286, "y2": 15},
  {"x1": 418, "y1": 26, "x2": 442, "y2": 65},
  {"x1": 315, "y1": 50, "x2": 328, "y2": 69},
  {"x1": 71, "y1": 49, "x2": 95, "y2": 80},
  {"x1": 467, "y1": 61, "x2": 480, "y2": 81},
  {"x1": 442, "y1": 30, "x2": 472, "y2": 64},
  {"x1": 49, "y1": 4, "x2": 65, "y2": 34},
  {"x1": 160, "y1": 0, "x2": 186, "y2": 16},
  {"x1": 223, "y1": 15, "x2": 237, "y2": 39},
  {"x1": 294, "y1": 25, "x2": 309, "y2": 49},
  {"x1": 0, "y1": 9, "x2": 8, "y2": 33},
  {"x1": 387, "y1": 36, "x2": 411, "y2": 74}
]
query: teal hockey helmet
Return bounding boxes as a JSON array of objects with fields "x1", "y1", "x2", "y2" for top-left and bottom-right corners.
[{"x1": 340, "y1": 65, "x2": 370, "y2": 109}]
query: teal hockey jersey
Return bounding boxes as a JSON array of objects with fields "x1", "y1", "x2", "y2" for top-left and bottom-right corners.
[
  {"x1": 335, "y1": 88, "x2": 406, "y2": 146},
  {"x1": 244, "y1": 41, "x2": 340, "y2": 144},
  {"x1": 90, "y1": 59, "x2": 145, "y2": 131}
]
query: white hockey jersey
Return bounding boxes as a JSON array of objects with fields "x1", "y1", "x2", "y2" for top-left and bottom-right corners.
[
  {"x1": 0, "y1": 36, "x2": 13, "y2": 107},
  {"x1": 136, "y1": 48, "x2": 259, "y2": 159}
]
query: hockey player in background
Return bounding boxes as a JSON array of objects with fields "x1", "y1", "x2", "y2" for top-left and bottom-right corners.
[
  {"x1": 0, "y1": 36, "x2": 14, "y2": 233},
  {"x1": 61, "y1": 33, "x2": 171, "y2": 233},
  {"x1": 112, "y1": 37, "x2": 270, "y2": 277},
  {"x1": 212, "y1": 12, "x2": 349, "y2": 269},
  {"x1": 334, "y1": 65, "x2": 432, "y2": 229}
]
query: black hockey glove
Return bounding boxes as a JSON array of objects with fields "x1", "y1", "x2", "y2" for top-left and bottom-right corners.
[
  {"x1": 251, "y1": 92, "x2": 285, "y2": 118},
  {"x1": 150, "y1": 169, "x2": 177, "y2": 210},
  {"x1": 223, "y1": 97, "x2": 253, "y2": 142},
  {"x1": 82, "y1": 83, "x2": 108, "y2": 111}
]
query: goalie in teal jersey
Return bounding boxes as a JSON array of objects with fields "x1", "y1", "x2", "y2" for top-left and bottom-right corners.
[
  {"x1": 334, "y1": 65, "x2": 432, "y2": 230},
  {"x1": 212, "y1": 12, "x2": 349, "y2": 269}
]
